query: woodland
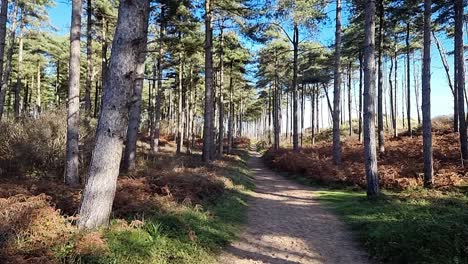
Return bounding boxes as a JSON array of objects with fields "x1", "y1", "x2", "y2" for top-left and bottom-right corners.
[{"x1": 0, "y1": 0, "x2": 467, "y2": 263}]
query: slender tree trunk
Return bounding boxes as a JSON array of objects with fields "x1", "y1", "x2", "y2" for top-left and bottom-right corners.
[
  {"x1": 432, "y1": 31, "x2": 455, "y2": 96},
  {"x1": 358, "y1": 51, "x2": 363, "y2": 142},
  {"x1": 55, "y1": 61, "x2": 61, "y2": 105},
  {"x1": 377, "y1": 0, "x2": 384, "y2": 152},
  {"x1": 151, "y1": 15, "x2": 165, "y2": 154},
  {"x1": 84, "y1": 0, "x2": 93, "y2": 113},
  {"x1": 65, "y1": 0, "x2": 82, "y2": 186},
  {"x1": 218, "y1": 24, "x2": 225, "y2": 157},
  {"x1": 227, "y1": 62, "x2": 234, "y2": 153},
  {"x1": 348, "y1": 62, "x2": 353, "y2": 136},
  {"x1": 0, "y1": 3, "x2": 18, "y2": 119},
  {"x1": 202, "y1": 0, "x2": 214, "y2": 162},
  {"x1": 301, "y1": 83, "x2": 304, "y2": 147},
  {"x1": 0, "y1": 0, "x2": 8, "y2": 111},
  {"x1": 311, "y1": 87, "x2": 316, "y2": 145},
  {"x1": 389, "y1": 55, "x2": 397, "y2": 138},
  {"x1": 455, "y1": 0, "x2": 468, "y2": 162},
  {"x1": 364, "y1": 0, "x2": 379, "y2": 198},
  {"x1": 333, "y1": 0, "x2": 342, "y2": 163},
  {"x1": 78, "y1": 0, "x2": 150, "y2": 230},
  {"x1": 101, "y1": 17, "x2": 108, "y2": 93},
  {"x1": 422, "y1": 0, "x2": 433, "y2": 187},
  {"x1": 176, "y1": 56, "x2": 184, "y2": 154},
  {"x1": 94, "y1": 80, "x2": 99, "y2": 118},
  {"x1": 122, "y1": 51, "x2": 146, "y2": 171},
  {"x1": 413, "y1": 53, "x2": 421, "y2": 125},
  {"x1": 406, "y1": 23, "x2": 412, "y2": 136},
  {"x1": 14, "y1": 13, "x2": 24, "y2": 118},
  {"x1": 394, "y1": 43, "x2": 399, "y2": 136},
  {"x1": 316, "y1": 88, "x2": 320, "y2": 133},
  {"x1": 36, "y1": 62, "x2": 41, "y2": 114},
  {"x1": 23, "y1": 81, "x2": 28, "y2": 114},
  {"x1": 273, "y1": 52, "x2": 280, "y2": 150}
]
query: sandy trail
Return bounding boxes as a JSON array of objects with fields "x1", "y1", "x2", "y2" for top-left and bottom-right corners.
[{"x1": 218, "y1": 152, "x2": 370, "y2": 264}]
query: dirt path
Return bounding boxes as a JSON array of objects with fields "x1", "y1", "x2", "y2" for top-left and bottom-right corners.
[{"x1": 218, "y1": 152, "x2": 370, "y2": 264}]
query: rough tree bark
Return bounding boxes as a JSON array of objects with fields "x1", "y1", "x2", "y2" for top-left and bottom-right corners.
[
  {"x1": 78, "y1": 0, "x2": 150, "y2": 230},
  {"x1": 202, "y1": 0, "x2": 214, "y2": 162},
  {"x1": 65, "y1": 0, "x2": 83, "y2": 187},
  {"x1": 292, "y1": 24, "x2": 299, "y2": 151},
  {"x1": 332, "y1": 0, "x2": 342, "y2": 163},
  {"x1": 364, "y1": 0, "x2": 379, "y2": 197},
  {"x1": 422, "y1": 0, "x2": 433, "y2": 187}
]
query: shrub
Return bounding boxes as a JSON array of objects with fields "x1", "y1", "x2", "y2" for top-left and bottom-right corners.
[{"x1": 0, "y1": 110, "x2": 95, "y2": 180}]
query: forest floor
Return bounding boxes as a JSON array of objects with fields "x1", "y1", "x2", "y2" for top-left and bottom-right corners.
[
  {"x1": 219, "y1": 151, "x2": 370, "y2": 264},
  {"x1": 0, "y1": 135, "x2": 255, "y2": 263}
]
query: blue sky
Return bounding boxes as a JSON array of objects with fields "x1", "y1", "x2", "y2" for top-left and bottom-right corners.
[{"x1": 48, "y1": 1, "x2": 455, "y2": 120}]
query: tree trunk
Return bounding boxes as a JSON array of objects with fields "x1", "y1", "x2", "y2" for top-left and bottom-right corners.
[
  {"x1": 55, "y1": 61, "x2": 61, "y2": 105},
  {"x1": 122, "y1": 52, "x2": 146, "y2": 171},
  {"x1": 422, "y1": 0, "x2": 433, "y2": 187},
  {"x1": 406, "y1": 23, "x2": 412, "y2": 136},
  {"x1": 0, "y1": 0, "x2": 8, "y2": 112},
  {"x1": 0, "y1": 3, "x2": 18, "y2": 119},
  {"x1": 364, "y1": 0, "x2": 379, "y2": 198},
  {"x1": 218, "y1": 24, "x2": 225, "y2": 157},
  {"x1": 348, "y1": 62, "x2": 353, "y2": 137},
  {"x1": 176, "y1": 56, "x2": 184, "y2": 154},
  {"x1": 36, "y1": 62, "x2": 41, "y2": 115},
  {"x1": 394, "y1": 42, "x2": 399, "y2": 136},
  {"x1": 358, "y1": 51, "x2": 363, "y2": 142},
  {"x1": 101, "y1": 16, "x2": 108, "y2": 93},
  {"x1": 389, "y1": 55, "x2": 397, "y2": 138},
  {"x1": 65, "y1": 0, "x2": 83, "y2": 187},
  {"x1": 311, "y1": 87, "x2": 316, "y2": 145},
  {"x1": 78, "y1": 0, "x2": 150, "y2": 230},
  {"x1": 377, "y1": 0, "x2": 384, "y2": 152},
  {"x1": 23, "y1": 81, "x2": 29, "y2": 114},
  {"x1": 84, "y1": 0, "x2": 93, "y2": 113},
  {"x1": 333, "y1": 0, "x2": 342, "y2": 163},
  {"x1": 432, "y1": 31, "x2": 455, "y2": 97},
  {"x1": 151, "y1": 14, "x2": 165, "y2": 154},
  {"x1": 94, "y1": 80, "x2": 99, "y2": 118},
  {"x1": 413, "y1": 53, "x2": 421, "y2": 125},
  {"x1": 14, "y1": 13, "x2": 24, "y2": 118},
  {"x1": 273, "y1": 52, "x2": 280, "y2": 150},
  {"x1": 455, "y1": 0, "x2": 468, "y2": 162},
  {"x1": 202, "y1": 0, "x2": 214, "y2": 162},
  {"x1": 227, "y1": 61, "x2": 234, "y2": 153}
]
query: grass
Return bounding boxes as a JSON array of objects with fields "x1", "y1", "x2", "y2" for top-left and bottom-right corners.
[
  {"x1": 80, "y1": 152, "x2": 252, "y2": 264},
  {"x1": 315, "y1": 188, "x2": 468, "y2": 264}
]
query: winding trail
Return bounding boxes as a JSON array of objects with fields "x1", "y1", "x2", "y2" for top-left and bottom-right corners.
[{"x1": 218, "y1": 152, "x2": 370, "y2": 264}]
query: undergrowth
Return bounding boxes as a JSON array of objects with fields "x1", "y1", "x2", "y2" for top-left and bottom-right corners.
[{"x1": 0, "y1": 124, "x2": 253, "y2": 264}]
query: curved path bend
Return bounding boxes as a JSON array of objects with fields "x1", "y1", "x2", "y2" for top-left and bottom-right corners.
[{"x1": 218, "y1": 152, "x2": 370, "y2": 264}]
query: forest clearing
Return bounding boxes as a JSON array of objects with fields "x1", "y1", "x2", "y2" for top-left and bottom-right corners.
[{"x1": 0, "y1": 0, "x2": 467, "y2": 263}]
